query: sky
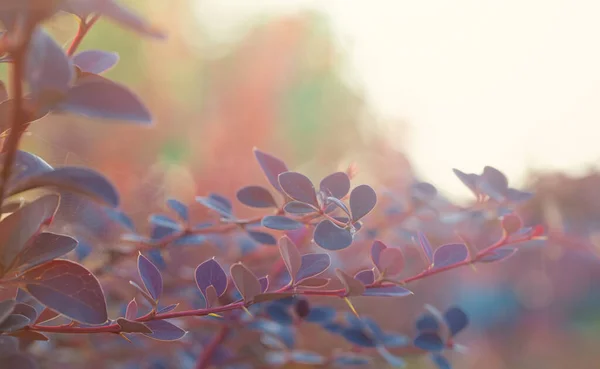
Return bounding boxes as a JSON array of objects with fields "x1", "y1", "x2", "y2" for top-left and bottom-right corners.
[{"x1": 194, "y1": 0, "x2": 600, "y2": 201}]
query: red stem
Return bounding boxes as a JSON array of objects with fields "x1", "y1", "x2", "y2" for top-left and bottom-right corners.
[
  {"x1": 195, "y1": 326, "x2": 230, "y2": 369},
  {"x1": 67, "y1": 15, "x2": 100, "y2": 56}
]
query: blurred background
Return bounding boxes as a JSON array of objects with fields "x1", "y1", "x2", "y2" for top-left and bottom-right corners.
[{"x1": 10, "y1": 0, "x2": 600, "y2": 368}]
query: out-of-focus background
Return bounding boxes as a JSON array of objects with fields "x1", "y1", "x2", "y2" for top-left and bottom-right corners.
[{"x1": 16, "y1": 0, "x2": 600, "y2": 368}]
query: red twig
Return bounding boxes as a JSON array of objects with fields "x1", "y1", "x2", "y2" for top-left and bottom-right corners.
[{"x1": 67, "y1": 14, "x2": 100, "y2": 56}]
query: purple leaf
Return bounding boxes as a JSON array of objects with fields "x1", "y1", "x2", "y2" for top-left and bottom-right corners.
[
  {"x1": 157, "y1": 304, "x2": 179, "y2": 314},
  {"x1": 8, "y1": 151, "x2": 53, "y2": 187},
  {"x1": 478, "y1": 247, "x2": 517, "y2": 263},
  {"x1": 230, "y1": 263, "x2": 262, "y2": 303},
  {"x1": 0, "y1": 299, "x2": 16, "y2": 324},
  {"x1": 253, "y1": 148, "x2": 289, "y2": 193},
  {"x1": 363, "y1": 286, "x2": 413, "y2": 297},
  {"x1": 432, "y1": 243, "x2": 469, "y2": 269},
  {"x1": 247, "y1": 231, "x2": 277, "y2": 245},
  {"x1": 414, "y1": 332, "x2": 444, "y2": 352},
  {"x1": 125, "y1": 299, "x2": 138, "y2": 320},
  {"x1": 279, "y1": 236, "x2": 302, "y2": 283},
  {"x1": 412, "y1": 182, "x2": 437, "y2": 202},
  {"x1": 12, "y1": 303, "x2": 37, "y2": 322},
  {"x1": 305, "y1": 306, "x2": 336, "y2": 324},
  {"x1": 12, "y1": 232, "x2": 77, "y2": 272},
  {"x1": 478, "y1": 166, "x2": 509, "y2": 200},
  {"x1": 417, "y1": 231, "x2": 434, "y2": 264},
  {"x1": 283, "y1": 201, "x2": 318, "y2": 214},
  {"x1": 313, "y1": 219, "x2": 353, "y2": 251},
  {"x1": 319, "y1": 172, "x2": 351, "y2": 199},
  {"x1": 452, "y1": 169, "x2": 478, "y2": 194},
  {"x1": 0, "y1": 194, "x2": 59, "y2": 270},
  {"x1": 116, "y1": 318, "x2": 152, "y2": 334},
  {"x1": 296, "y1": 253, "x2": 331, "y2": 283},
  {"x1": 349, "y1": 185, "x2": 377, "y2": 222},
  {"x1": 278, "y1": 172, "x2": 319, "y2": 207},
  {"x1": 173, "y1": 234, "x2": 207, "y2": 247},
  {"x1": 370, "y1": 240, "x2": 387, "y2": 271},
  {"x1": 432, "y1": 354, "x2": 452, "y2": 369},
  {"x1": 416, "y1": 313, "x2": 439, "y2": 332},
  {"x1": 354, "y1": 269, "x2": 375, "y2": 285},
  {"x1": 148, "y1": 214, "x2": 181, "y2": 230},
  {"x1": 57, "y1": 75, "x2": 151, "y2": 124},
  {"x1": 196, "y1": 194, "x2": 232, "y2": 218},
  {"x1": 7, "y1": 166, "x2": 119, "y2": 207},
  {"x1": 137, "y1": 253, "x2": 163, "y2": 301},
  {"x1": 143, "y1": 320, "x2": 186, "y2": 341},
  {"x1": 194, "y1": 258, "x2": 228, "y2": 298},
  {"x1": 443, "y1": 306, "x2": 468, "y2": 336},
  {"x1": 166, "y1": 198, "x2": 188, "y2": 222},
  {"x1": 237, "y1": 185, "x2": 277, "y2": 208},
  {"x1": 26, "y1": 28, "x2": 73, "y2": 101},
  {"x1": 262, "y1": 216, "x2": 303, "y2": 231},
  {"x1": 20, "y1": 260, "x2": 108, "y2": 324},
  {"x1": 324, "y1": 196, "x2": 351, "y2": 217},
  {"x1": 505, "y1": 188, "x2": 534, "y2": 203},
  {"x1": 73, "y1": 50, "x2": 119, "y2": 74},
  {"x1": 0, "y1": 314, "x2": 30, "y2": 332},
  {"x1": 266, "y1": 303, "x2": 293, "y2": 325}
]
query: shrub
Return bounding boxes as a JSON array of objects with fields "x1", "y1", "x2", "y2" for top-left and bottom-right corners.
[{"x1": 0, "y1": 2, "x2": 545, "y2": 369}]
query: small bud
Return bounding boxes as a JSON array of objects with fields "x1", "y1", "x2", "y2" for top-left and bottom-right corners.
[
  {"x1": 294, "y1": 298, "x2": 310, "y2": 319},
  {"x1": 502, "y1": 214, "x2": 522, "y2": 235}
]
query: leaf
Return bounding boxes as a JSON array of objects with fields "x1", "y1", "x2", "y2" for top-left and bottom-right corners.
[
  {"x1": 0, "y1": 194, "x2": 59, "y2": 271},
  {"x1": 129, "y1": 281, "x2": 155, "y2": 307},
  {"x1": 341, "y1": 328, "x2": 377, "y2": 347},
  {"x1": 324, "y1": 196, "x2": 351, "y2": 217},
  {"x1": 196, "y1": 195, "x2": 232, "y2": 218},
  {"x1": 411, "y1": 182, "x2": 437, "y2": 203},
  {"x1": 34, "y1": 308, "x2": 59, "y2": 325},
  {"x1": 0, "y1": 314, "x2": 30, "y2": 332},
  {"x1": 336, "y1": 269, "x2": 365, "y2": 296},
  {"x1": 349, "y1": 185, "x2": 377, "y2": 222},
  {"x1": 478, "y1": 248, "x2": 517, "y2": 263},
  {"x1": 296, "y1": 278, "x2": 330, "y2": 288},
  {"x1": 116, "y1": 318, "x2": 152, "y2": 334},
  {"x1": 505, "y1": 188, "x2": 534, "y2": 203},
  {"x1": 283, "y1": 201, "x2": 318, "y2": 214},
  {"x1": 319, "y1": 172, "x2": 351, "y2": 199},
  {"x1": 478, "y1": 166, "x2": 509, "y2": 200},
  {"x1": 166, "y1": 198, "x2": 188, "y2": 222},
  {"x1": 173, "y1": 234, "x2": 207, "y2": 247},
  {"x1": 56, "y1": 75, "x2": 151, "y2": 124},
  {"x1": 291, "y1": 351, "x2": 325, "y2": 365},
  {"x1": 237, "y1": 186, "x2": 277, "y2": 208},
  {"x1": 148, "y1": 214, "x2": 180, "y2": 230},
  {"x1": 432, "y1": 243, "x2": 469, "y2": 269},
  {"x1": 143, "y1": 320, "x2": 186, "y2": 341},
  {"x1": 314, "y1": 219, "x2": 353, "y2": 250},
  {"x1": 253, "y1": 148, "x2": 289, "y2": 193},
  {"x1": 416, "y1": 313, "x2": 440, "y2": 332},
  {"x1": 20, "y1": 260, "x2": 108, "y2": 324},
  {"x1": 125, "y1": 299, "x2": 138, "y2": 320},
  {"x1": 157, "y1": 304, "x2": 179, "y2": 314},
  {"x1": 278, "y1": 172, "x2": 318, "y2": 207},
  {"x1": 262, "y1": 215, "x2": 303, "y2": 231},
  {"x1": 370, "y1": 240, "x2": 387, "y2": 271},
  {"x1": 72, "y1": 50, "x2": 119, "y2": 74},
  {"x1": 259, "y1": 276, "x2": 270, "y2": 293},
  {"x1": 146, "y1": 249, "x2": 167, "y2": 271},
  {"x1": 26, "y1": 28, "x2": 73, "y2": 102},
  {"x1": 0, "y1": 299, "x2": 16, "y2": 324},
  {"x1": 7, "y1": 167, "x2": 119, "y2": 207},
  {"x1": 417, "y1": 231, "x2": 434, "y2": 265},
  {"x1": 279, "y1": 236, "x2": 301, "y2": 283},
  {"x1": 378, "y1": 248, "x2": 404, "y2": 276},
  {"x1": 12, "y1": 232, "x2": 77, "y2": 272},
  {"x1": 194, "y1": 259, "x2": 228, "y2": 301},
  {"x1": 12, "y1": 303, "x2": 37, "y2": 322},
  {"x1": 230, "y1": 263, "x2": 262, "y2": 303},
  {"x1": 452, "y1": 169, "x2": 478, "y2": 194},
  {"x1": 443, "y1": 306, "x2": 469, "y2": 336},
  {"x1": 377, "y1": 346, "x2": 407, "y2": 368},
  {"x1": 362, "y1": 286, "x2": 413, "y2": 297},
  {"x1": 137, "y1": 253, "x2": 163, "y2": 301},
  {"x1": 247, "y1": 231, "x2": 277, "y2": 245},
  {"x1": 413, "y1": 332, "x2": 444, "y2": 352},
  {"x1": 296, "y1": 253, "x2": 331, "y2": 283},
  {"x1": 354, "y1": 269, "x2": 375, "y2": 285}
]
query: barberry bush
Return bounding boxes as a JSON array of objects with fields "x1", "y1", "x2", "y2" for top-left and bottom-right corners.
[{"x1": 0, "y1": 2, "x2": 547, "y2": 369}]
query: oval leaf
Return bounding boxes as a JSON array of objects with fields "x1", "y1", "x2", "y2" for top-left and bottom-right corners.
[
  {"x1": 417, "y1": 231, "x2": 434, "y2": 265},
  {"x1": 283, "y1": 201, "x2": 318, "y2": 214},
  {"x1": 262, "y1": 215, "x2": 303, "y2": 231},
  {"x1": 278, "y1": 172, "x2": 318, "y2": 207},
  {"x1": 319, "y1": 172, "x2": 351, "y2": 199},
  {"x1": 296, "y1": 253, "x2": 331, "y2": 283},
  {"x1": 378, "y1": 248, "x2": 404, "y2": 276},
  {"x1": 432, "y1": 243, "x2": 469, "y2": 269},
  {"x1": 73, "y1": 50, "x2": 119, "y2": 74},
  {"x1": 20, "y1": 260, "x2": 107, "y2": 324},
  {"x1": 237, "y1": 186, "x2": 277, "y2": 208},
  {"x1": 314, "y1": 219, "x2": 353, "y2": 251},
  {"x1": 354, "y1": 269, "x2": 375, "y2": 285},
  {"x1": 8, "y1": 167, "x2": 119, "y2": 207},
  {"x1": 194, "y1": 258, "x2": 228, "y2": 298},
  {"x1": 13, "y1": 232, "x2": 77, "y2": 272},
  {"x1": 143, "y1": 320, "x2": 186, "y2": 341},
  {"x1": 349, "y1": 185, "x2": 377, "y2": 222},
  {"x1": 137, "y1": 253, "x2": 163, "y2": 301},
  {"x1": 335, "y1": 269, "x2": 365, "y2": 296},
  {"x1": 363, "y1": 286, "x2": 413, "y2": 297},
  {"x1": 479, "y1": 247, "x2": 517, "y2": 263},
  {"x1": 253, "y1": 148, "x2": 288, "y2": 193},
  {"x1": 278, "y1": 236, "x2": 302, "y2": 283},
  {"x1": 370, "y1": 240, "x2": 387, "y2": 271}
]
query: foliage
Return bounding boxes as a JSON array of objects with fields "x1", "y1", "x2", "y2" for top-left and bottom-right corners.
[{"x1": 0, "y1": 2, "x2": 548, "y2": 369}]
